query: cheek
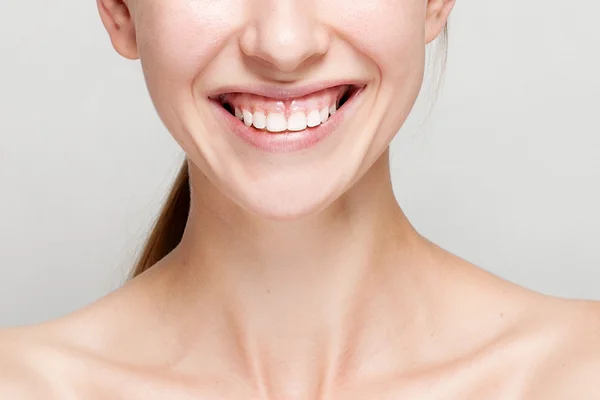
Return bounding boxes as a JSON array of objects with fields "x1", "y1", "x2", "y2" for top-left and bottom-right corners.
[
  {"x1": 133, "y1": 1, "x2": 243, "y2": 152},
  {"x1": 134, "y1": 1, "x2": 238, "y2": 100},
  {"x1": 322, "y1": 0, "x2": 426, "y2": 73},
  {"x1": 323, "y1": 0, "x2": 426, "y2": 148}
]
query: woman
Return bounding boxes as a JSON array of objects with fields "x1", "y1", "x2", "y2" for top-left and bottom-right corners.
[{"x1": 1, "y1": 0, "x2": 599, "y2": 398}]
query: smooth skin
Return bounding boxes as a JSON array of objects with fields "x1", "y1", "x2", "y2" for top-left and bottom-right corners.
[{"x1": 2, "y1": 0, "x2": 600, "y2": 398}]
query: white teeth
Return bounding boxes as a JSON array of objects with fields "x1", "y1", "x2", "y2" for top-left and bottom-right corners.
[
  {"x1": 243, "y1": 110, "x2": 253, "y2": 126},
  {"x1": 287, "y1": 112, "x2": 308, "y2": 132},
  {"x1": 307, "y1": 110, "x2": 321, "y2": 128},
  {"x1": 253, "y1": 111, "x2": 267, "y2": 129},
  {"x1": 320, "y1": 107, "x2": 329, "y2": 123},
  {"x1": 237, "y1": 104, "x2": 338, "y2": 131},
  {"x1": 266, "y1": 113, "x2": 287, "y2": 132}
]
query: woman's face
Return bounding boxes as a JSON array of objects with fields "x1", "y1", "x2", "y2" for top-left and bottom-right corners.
[{"x1": 103, "y1": 0, "x2": 453, "y2": 220}]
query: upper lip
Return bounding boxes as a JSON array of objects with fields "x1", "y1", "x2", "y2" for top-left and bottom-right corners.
[{"x1": 207, "y1": 80, "x2": 368, "y2": 101}]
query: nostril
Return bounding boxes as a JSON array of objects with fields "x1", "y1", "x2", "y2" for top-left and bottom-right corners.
[{"x1": 239, "y1": 15, "x2": 329, "y2": 74}]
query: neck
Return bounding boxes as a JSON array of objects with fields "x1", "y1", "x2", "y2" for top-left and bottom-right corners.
[{"x1": 146, "y1": 151, "x2": 439, "y2": 398}]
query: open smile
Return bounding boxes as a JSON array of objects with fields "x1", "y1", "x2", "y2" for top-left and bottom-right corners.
[{"x1": 208, "y1": 83, "x2": 367, "y2": 153}]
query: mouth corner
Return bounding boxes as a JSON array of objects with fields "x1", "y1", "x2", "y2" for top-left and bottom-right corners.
[{"x1": 339, "y1": 83, "x2": 365, "y2": 105}]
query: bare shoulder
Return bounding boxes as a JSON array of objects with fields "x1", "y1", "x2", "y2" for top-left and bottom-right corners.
[
  {"x1": 0, "y1": 326, "x2": 71, "y2": 399},
  {"x1": 524, "y1": 298, "x2": 600, "y2": 399}
]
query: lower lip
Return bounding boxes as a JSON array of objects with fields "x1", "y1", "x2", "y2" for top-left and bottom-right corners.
[{"x1": 209, "y1": 87, "x2": 365, "y2": 153}]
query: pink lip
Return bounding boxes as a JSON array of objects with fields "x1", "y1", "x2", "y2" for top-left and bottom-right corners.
[{"x1": 208, "y1": 85, "x2": 366, "y2": 153}]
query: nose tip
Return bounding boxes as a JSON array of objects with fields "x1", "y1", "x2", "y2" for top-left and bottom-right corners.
[{"x1": 239, "y1": 3, "x2": 330, "y2": 74}]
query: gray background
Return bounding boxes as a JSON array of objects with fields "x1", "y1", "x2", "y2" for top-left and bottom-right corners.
[{"x1": 1, "y1": 1, "x2": 599, "y2": 328}]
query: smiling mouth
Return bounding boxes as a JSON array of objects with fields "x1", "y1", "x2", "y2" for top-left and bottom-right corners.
[{"x1": 212, "y1": 84, "x2": 363, "y2": 134}]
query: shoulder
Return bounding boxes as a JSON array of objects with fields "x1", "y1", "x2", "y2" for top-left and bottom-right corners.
[
  {"x1": 0, "y1": 326, "x2": 72, "y2": 399},
  {"x1": 524, "y1": 299, "x2": 600, "y2": 399}
]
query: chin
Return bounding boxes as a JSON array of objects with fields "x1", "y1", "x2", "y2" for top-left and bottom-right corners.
[{"x1": 228, "y1": 170, "x2": 351, "y2": 222}]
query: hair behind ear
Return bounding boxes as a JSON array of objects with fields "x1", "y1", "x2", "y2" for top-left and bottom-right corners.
[{"x1": 130, "y1": 160, "x2": 190, "y2": 279}]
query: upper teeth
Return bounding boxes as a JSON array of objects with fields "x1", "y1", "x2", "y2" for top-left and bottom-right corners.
[{"x1": 234, "y1": 104, "x2": 337, "y2": 133}]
